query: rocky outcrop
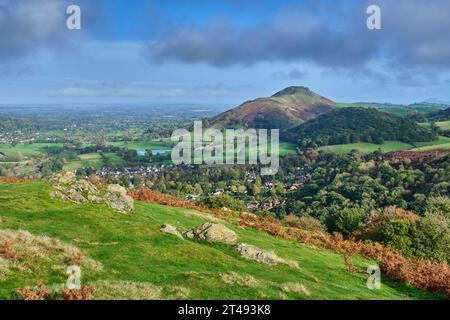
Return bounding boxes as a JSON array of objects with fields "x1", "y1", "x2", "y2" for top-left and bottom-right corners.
[
  {"x1": 50, "y1": 172, "x2": 134, "y2": 213},
  {"x1": 235, "y1": 243, "x2": 299, "y2": 268},
  {"x1": 103, "y1": 184, "x2": 134, "y2": 213},
  {"x1": 160, "y1": 224, "x2": 183, "y2": 239},
  {"x1": 183, "y1": 222, "x2": 237, "y2": 245}
]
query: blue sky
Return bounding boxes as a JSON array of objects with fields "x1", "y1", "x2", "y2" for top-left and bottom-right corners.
[{"x1": 1, "y1": 0, "x2": 450, "y2": 106}]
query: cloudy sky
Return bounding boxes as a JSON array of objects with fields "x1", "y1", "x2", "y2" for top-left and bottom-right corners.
[{"x1": 1, "y1": 0, "x2": 450, "y2": 106}]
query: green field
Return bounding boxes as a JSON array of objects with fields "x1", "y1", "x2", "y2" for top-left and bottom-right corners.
[
  {"x1": 419, "y1": 121, "x2": 450, "y2": 131},
  {"x1": 0, "y1": 143, "x2": 63, "y2": 158},
  {"x1": 0, "y1": 181, "x2": 441, "y2": 300},
  {"x1": 63, "y1": 153, "x2": 104, "y2": 170},
  {"x1": 103, "y1": 152, "x2": 124, "y2": 167},
  {"x1": 319, "y1": 137, "x2": 450, "y2": 154},
  {"x1": 412, "y1": 136, "x2": 450, "y2": 151},
  {"x1": 108, "y1": 140, "x2": 174, "y2": 151},
  {"x1": 318, "y1": 141, "x2": 413, "y2": 154}
]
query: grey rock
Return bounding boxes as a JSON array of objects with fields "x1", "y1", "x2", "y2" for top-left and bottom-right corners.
[
  {"x1": 235, "y1": 243, "x2": 299, "y2": 268},
  {"x1": 160, "y1": 224, "x2": 183, "y2": 238},
  {"x1": 183, "y1": 222, "x2": 237, "y2": 245}
]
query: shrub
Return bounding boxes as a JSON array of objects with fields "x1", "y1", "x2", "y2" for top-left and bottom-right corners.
[
  {"x1": 359, "y1": 206, "x2": 418, "y2": 240},
  {"x1": 283, "y1": 215, "x2": 327, "y2": 233},
  {"x1": 201, "y1": 194, "x2": 246, "y2": 212},
  {"x1": 411, "y1": 210, "x2": 450, "y2": 263},
  {"x1": 425, "y1": 197, "x2": 450, "y2": 218},
  {"x1": 328, "y1": 206, "x2": 367, "y2": 237},
  {"x1": 376, "y1": 219, "x2": 413, "y2": 256}
]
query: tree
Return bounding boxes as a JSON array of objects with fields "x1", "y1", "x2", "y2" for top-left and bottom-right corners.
[
  {"x1": 328, "y1": 206, "x2": 367, "y2": 237},
  {"x1": 377, "y1": 220, "x2": 413, "y2": 255}
]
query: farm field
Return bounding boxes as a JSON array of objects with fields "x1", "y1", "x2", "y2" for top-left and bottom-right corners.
[
  {"x1": 63, "y1": 153, "x2": 104, "y2": 170},
  {"x1": 0, "y1": 143, "x2": 63, "y2": 158},
  {"x1": 318, "y1": 141, "x2": 413, "y2": 154},
  {"x1": 319, "y1": 137, "x2": 450, "y2": 154},
  {"x1": 419, "y1": 121, "x2": 450, "y2": 131},
  {"x1": 0, "y1": 181, "x2": 441, "y2": 300},
  {"x1": 413, "y1": 136, "x2": 450, "y2": 151},
  {"x1": 108, "y1": 140, "x2": 174, "y2": 151}
]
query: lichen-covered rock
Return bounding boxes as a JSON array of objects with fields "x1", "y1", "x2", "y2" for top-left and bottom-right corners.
[
  {"x1": 103, "y1": 184, "x2": 134, "y2": 213},
  {"x1": 106, "y1": 184, "x2": 127, "y2": 195},
  {"x1": 235, "y1": 243, "x2": 299, "y2": 268},
  {"x1": 183, "y1": 222, "x2": 237, "y2": 245},
  {"x1": 50, "y1": 172, "x2": 134, "y2": 213},
  {"x1": 160, "y1": 224, "x2": 183, "y2": 239}
]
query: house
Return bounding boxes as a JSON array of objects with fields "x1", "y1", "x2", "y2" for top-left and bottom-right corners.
[{"x1": 212, "y1": 189, "x2": 225, "y2": 196}]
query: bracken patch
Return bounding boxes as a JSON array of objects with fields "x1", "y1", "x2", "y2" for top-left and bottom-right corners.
[
  {"x1": 219, "y1": 272, "x2": 259, "y2": 288},
  {"x1": 0, "y1": 229, "x2": 103, "y2": 277}
]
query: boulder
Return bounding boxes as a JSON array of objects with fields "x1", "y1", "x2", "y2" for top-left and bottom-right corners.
[
  {"x1": 235, "y1": 243, "x2": 299, "y2": 268},
  {"x1": 183, "y1": 222, "x2": 237, "y2": 245},
  {"x1": 160, "y1": 224, "x2": 183, "y2": 239},
  {"x1": 103, "y1": 185, "x2": 134, "y2": 213},
  {"x1": 50, "y1": 171, "x2": 76, "y2": 185},
  {"x1": 107, "y1": 184, "x2": 127, "y2": 195}
]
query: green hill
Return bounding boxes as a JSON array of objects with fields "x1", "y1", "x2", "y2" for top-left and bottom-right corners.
[
  {"x1": 335, "y1": 102, "x2": 447, "y2": 117},
  {"x1": 0, "y1": 181, "x2": 438, "y2": 300},
  {"x1": 206, "y1": 86, "x2": 334, "y2": 130},
  {"x1": 410, "y1": 107, "x2": 450, "y2": 122},
  {"x1": 284, "y1": 108, "x2": 438, "y2": 149}
]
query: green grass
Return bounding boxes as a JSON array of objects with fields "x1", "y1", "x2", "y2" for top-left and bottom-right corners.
[
  {"x1": 0, "y1": 181, "x2": 441, "y2": 300},
  {"x1": 108, "y1": 140, "x2": 174, "y2": 151},
  {"x1": 63, "y1": 153, "x2": 104, "y2": 170},
  {"x1": 437, "y1": 121, "x2": 450, "y2": 130},
  {"x1": 103, "y1": 152, "x2": 124, "y2": 167},
  {"x1": 419, "y1": 121, "x2": 450, "y2": 131},
  {"x1": 278, "y1": 142, "x2": 297, "y2": 156},
  {"x1": 319, "y1": 141, "x2": 413, "y2": 154},
  {"x1": 319, "y1": 137, "x2": 450, "y2": 154},
  {"x1": 0, "y1": 143, "x2": 63, "y2": 158},
  {"x1": 412, "y1": 136, "x2": 450, "y2": 151}
]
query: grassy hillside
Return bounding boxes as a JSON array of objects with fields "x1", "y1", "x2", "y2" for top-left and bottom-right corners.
[
  {"x1": 0, "y1": 181, "x2": 439, "y2": 300},
  {"x1": 335, "y1": 102, "x2": 446, "y2": 117},
  {"x1": 319, "y1": 137, "x2": 450, "y2": 154},
  {"x1": 419, "y1": 121, "x2": 450, "y2": 131},
  {"x1": 318, "y1": 141, "x2": 413, "y2": 154},
  {"x1": 410, "y1": 107, "x2": 450, "y2": 122},
  {"x1": 285, "y1": 108, "x2": 437, "y2": 149}
]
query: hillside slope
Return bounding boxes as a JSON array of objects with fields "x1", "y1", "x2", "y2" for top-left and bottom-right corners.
[
  {"x1": 206, "y1": 87, "x2": 334, "y2": 130},
  {"x1": 410, "y1": 107, "x2": 450, "y2": 122},
  {"x1": 284, "y1": 108, "x2": 438, "y2": 148},
  {"x1": 0, "y1": 181, "x2": 440, "y2": 300},
  {"x1": 335, "y1": 102, "x2": 447, "y2": 117}
]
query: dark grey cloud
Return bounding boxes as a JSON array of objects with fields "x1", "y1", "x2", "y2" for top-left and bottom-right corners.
[
  {"x1": 148, "y1": 7, "x2": 379, "y2": 68},
  {"x1": 0, "y1": 0, "x2": 101, "y2": 61},
  {"x1": 147, "y1": 0, "x2": 450, "y2": 71},
  {"x1": 0, "y1": 0, "x2": 67, "y2": 60}
]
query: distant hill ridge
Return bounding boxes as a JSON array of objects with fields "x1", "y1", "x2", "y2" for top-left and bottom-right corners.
[
  {"x1": 206, "y1": 86, "x2": 449, "y2": 130},
  {"x1": 206, "y1": 86, "x2": 334, "y2": 130}
]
